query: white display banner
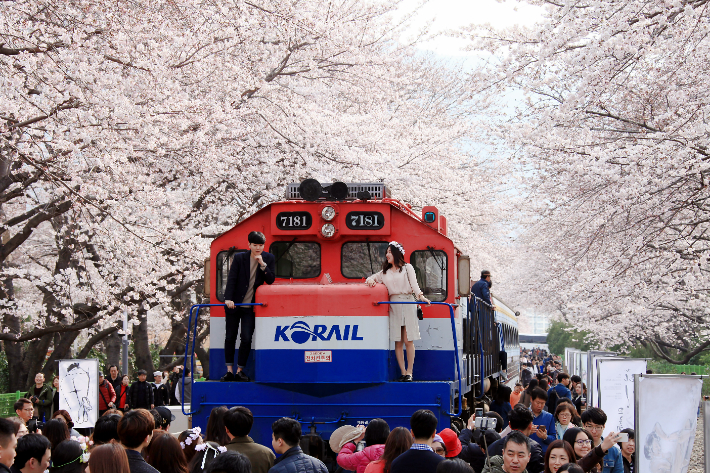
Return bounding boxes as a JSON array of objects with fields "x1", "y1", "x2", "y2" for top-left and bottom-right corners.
[
  {"x1": 587, "y1": 350, "x2": 616, "y2": 407},
  {"x1": 58, "y1": 359, "x2": 99, "y2": 429},
  {"x1": 597, "y1": 358, "x2": 647, "y2": 437},
  {"x1": 579, "y1": 352, "x2": 587, "y2": 385},
  {"x1": 637, "y1": 376, "x2": 702, "y2": 473}
]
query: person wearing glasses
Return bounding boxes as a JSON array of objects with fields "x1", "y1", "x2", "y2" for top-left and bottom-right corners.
[
  {"x1": 562, "y1": 427, "x2": 623, "y2": 473},
  {"x1": 579, "y1": 408, "x2": 623, "y2": 473},
  {"x1": 13, "y1": 399, "x2": 40, "y2": 435}
]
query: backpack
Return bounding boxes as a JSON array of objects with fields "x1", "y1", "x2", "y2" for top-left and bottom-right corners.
[{"x1": 521, "y1": 369, "x2": 533, "y2": 387}]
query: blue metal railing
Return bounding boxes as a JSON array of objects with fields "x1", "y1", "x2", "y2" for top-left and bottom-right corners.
[
  {"x1": 375, "y1": 301, "x2": 462, "y2": 417},
  {"x1": 181, "y1": 303, "x2": 264, "y2": 416},
  {"x1": 470, "y1": 297, "x2": 486, "y2": 399}
]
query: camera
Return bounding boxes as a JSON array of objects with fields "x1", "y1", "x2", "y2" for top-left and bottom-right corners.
[
  {"x1": 474, "y1": 417, "x2": 497, "y2": 430},
  {"x1": 475, "y1": 408, "x2": 484, "y2": 418},
  {"x1": 27, "y1": 419, "x2": 45, "y2": 434}
]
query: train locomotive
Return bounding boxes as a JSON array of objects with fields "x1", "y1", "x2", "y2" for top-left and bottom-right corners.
[{"x1": 184, "y1": 180, "x2": 518, "y2": 464}]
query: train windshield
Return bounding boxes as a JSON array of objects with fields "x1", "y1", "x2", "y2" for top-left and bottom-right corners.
[
  {"x1": 269, "y1": 241, "x2": 321, "y2": 278},
  {"x1": 341, "y1": 241, "x2": 389, "y2": 278},
  {"x1": 411, "y1": 249, "x2": 447, "y2": 301}
]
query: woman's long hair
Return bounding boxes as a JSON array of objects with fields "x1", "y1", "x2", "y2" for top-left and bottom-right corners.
[
  {"x1": 364, "y1": 418, "x2": 390, "y2": 446},
  {"x1": 382, "y1": 244, "x2": 405, "y2": 274},
  {"x1": 379, "y1": 427, "x2": 413, "y2": 473},
  {"x1": 204, "y1": 406, "x2": 230, "y2": 446},
  {"x1": 145, "y1": 430, "x2": 189, "y2": 473},
  {"x1": 543, "y1": 439, "x2": 576, "y2": 473},
  {"x1": 89, "y1": 443, "x2": 130, "y2": 473},
  {"x1": 44, "y1": 419, "x2": 70, "y2": 451}
]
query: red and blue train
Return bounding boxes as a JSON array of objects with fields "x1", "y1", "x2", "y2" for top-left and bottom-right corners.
[{"x1": 184, "y1": 180, "x2": 519, "y2": 463}]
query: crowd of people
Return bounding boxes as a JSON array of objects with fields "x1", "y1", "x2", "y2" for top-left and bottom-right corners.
[{"x1": 0, "y1": 351, "x2": 636, "y2": 473}]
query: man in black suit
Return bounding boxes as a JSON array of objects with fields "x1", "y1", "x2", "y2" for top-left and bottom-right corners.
[
  {"x1": 222, "y1": 231, "x2": 276, "y2": 382},
  {"x1": 486, "y1": 405, "x2": 544, "y2": 473},
  {"x1": 390, "y1": 410, "x2": 444, "y2": 473}
]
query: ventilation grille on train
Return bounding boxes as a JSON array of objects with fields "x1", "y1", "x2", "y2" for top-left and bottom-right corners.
[{"x1": 286, "y1": 183, "x2": 390, "y2": 200}]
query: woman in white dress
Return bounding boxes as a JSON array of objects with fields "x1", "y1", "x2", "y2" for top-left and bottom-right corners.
[{"x1": 366, "y1": 241, "x2": 430, "y2": 382}]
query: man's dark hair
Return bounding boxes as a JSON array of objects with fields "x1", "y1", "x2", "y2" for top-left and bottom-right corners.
[
  {"x1": 136, "y1": 369, "x2": 147, "y2": 376},
  {"x1": 410, "y1": 409, "x2": 438, "y2": 440},
  {"x1": 508, "y1": 405, "x2": 534, "y2": 431},
  {"x1": 480, "y1": 270, "x2": 491, "y2": 279},
  {"x1": 93, "y1": 415, "x2": 121, "y2": 445},
  {"x1": 0, "y1": 418, "x2": 15, "y2": 449},
  {"x1": 557, "y1": 373, "x2": 570, "y2": 382},
  {"x1": 14, "y1": 398, "x2": 31, "y2": 411},
  {"x1": 618, "y1": 428, "x2": 635, "y2": 447},
  {"x1": 646, "y1": 369, "x2": 653, "y2": 374},
  {"x1": 531, "y1": 387, "x2": 548, "y2": 401},
  {"x1": 117, "y1": 409, "x2": 155, "y2": 448},
  {"x1": 224, "y1": 407, "x2": 254, "y2": 437},
  {"x1": 581, "y1": 407, "x2": 607, "y2": 427},
  {"x1": 504, "y1": 431, "x2": 530, "y2": 453},
  {"x1": 484, "y1": 411, "x2": 504, "y2": 433},
  {"x1": 271, "y1": 418, "x2": 301, "y2": 447},
  {"x1": 13, "y1": 433, "x2": 50, "y2": 470},
  {"x1": 571, "y1": 375, "x2": 582, "y2": 384},
  {"x1": 204, "y1": 450, "x2": 251, "y2": 473},
  {"x1": 435, "y1": 458, "x2": 474, "y2": 473},
  {"x1": 248, "y1": 231, "x2": 266, "y2": 245},
  {"x1": 108, "y1": 365, "x2": 118, "y2": 371}
]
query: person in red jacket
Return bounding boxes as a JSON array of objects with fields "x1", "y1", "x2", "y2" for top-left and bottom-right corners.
[
  {"x1": 98, "y1": 372, "x2": 117, "y2": 416},
  {"x1": 116, "y1": 375, "x2": 131, "y2": 412}
]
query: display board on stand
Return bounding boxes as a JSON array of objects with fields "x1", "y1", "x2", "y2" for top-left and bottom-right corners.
[
  {"x1": 58, "y1": 359, "x2": 99, "y2": 429},
  {"x1": 587, "y1": 350, "x2": 616, "y2": 408},
  {"x1": 635, "y1": 374, "x2": 702, "y2": 473},
  {"x1": 596, "y1": 358, "x2": 647, "y2": 436}
]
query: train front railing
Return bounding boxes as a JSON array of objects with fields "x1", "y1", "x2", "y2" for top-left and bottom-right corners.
[
  {"x1": 374, "y1": 301, "x2": 463, "y2": 417},
  {"x1": 181, "y1": 303, "x2": 264, "y2": 416},
  {"x1": 183, "y1": 301, "x2": 463, "y2": 418}
]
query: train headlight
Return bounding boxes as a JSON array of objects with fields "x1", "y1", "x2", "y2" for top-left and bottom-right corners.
[
  {"x1": 321, "y1": 206, "x2": 336, "y2": 221},
  {"x1": 321, "y1": 223, "x2": 336, "y2": 238}
]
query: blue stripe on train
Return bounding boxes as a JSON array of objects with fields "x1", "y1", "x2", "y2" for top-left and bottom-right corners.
[{"x1": 208, "y1": 348, "x2": 457, "y2": 383}]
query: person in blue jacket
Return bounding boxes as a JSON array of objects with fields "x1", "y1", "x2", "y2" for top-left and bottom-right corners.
[
  {"x1": 471, "y1": 270, "x2": 493, "y2": 306},
  {"x1": 529, "y1": 387, "x2": 556, "y2": 453},
  {"x1": 581, "y1": 408, "x2": 624, "y2": 473},
  {"x1": 269, "y1": 417, "x2": 328, "y2": 473}
]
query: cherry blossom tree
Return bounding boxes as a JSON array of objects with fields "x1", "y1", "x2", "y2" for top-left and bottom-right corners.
[
  {"x1": 462, "y1": 0, "x2": 710, "y2": 362},
  {"x1": 0, "y1": 0, "x2": 505, "y2": 390}
]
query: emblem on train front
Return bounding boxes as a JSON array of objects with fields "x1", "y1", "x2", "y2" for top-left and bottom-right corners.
[{"x1": 274, "y1": 320, "x2": 364, "y2": 344}]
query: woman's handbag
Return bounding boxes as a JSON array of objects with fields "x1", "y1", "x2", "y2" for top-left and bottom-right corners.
[{"x1": 405, "y1": 265, "x2": 424, "y2": 320}]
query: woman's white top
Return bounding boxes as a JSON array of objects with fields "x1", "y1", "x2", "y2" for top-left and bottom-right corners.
[{"x1": 366, "y1": 263, "x2": 423, "y2": 297}]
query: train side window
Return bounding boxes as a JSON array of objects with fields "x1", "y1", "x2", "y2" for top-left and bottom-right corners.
[
  {"x1": 341, "y1": 242, "x2": 389, "y2": 278},
  {"x1": 269, "y1": 242, "x2": 321, "y2": 278},
  {"x1": 410, "y1": 250, "x2": 447, "y2": 302},
  {"x1": 215, "y1": 249, "x2": 248, "y2": 301}
]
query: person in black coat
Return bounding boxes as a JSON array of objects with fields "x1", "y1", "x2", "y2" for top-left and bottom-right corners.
[
  {"x1": 221, "y1": 231, "x2": 275, "y2": 382},
  {"x1": 151, "y1": 372, "x2": 170, "y2": 407},
  {"x1": 129, "y1": 370, "x2": 154, "y2": 410},
  {"x1": 485, "y1": 405, "x2": 544, "y2": 473},
  {"x1": 390, "y1": 410, "x2": 444, "y2": 473}
]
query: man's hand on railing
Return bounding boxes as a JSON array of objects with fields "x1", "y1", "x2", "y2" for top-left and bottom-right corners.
[{"x1": 225, "y1": 300, "x2": 235, "y2": 309}]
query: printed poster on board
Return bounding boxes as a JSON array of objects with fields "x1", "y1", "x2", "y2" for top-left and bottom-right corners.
[
  {"x1": 596, "y1": 358, "x2": 647, "y2": 437},
  {"x1": 637, "y1": 376, "x2": 702, "y2": 473},
  {"x1": 58, "y1": 359, "x2": 99, "y2": 429}
]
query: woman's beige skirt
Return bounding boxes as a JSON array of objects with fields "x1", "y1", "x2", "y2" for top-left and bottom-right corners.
[{"x1": 389, "y1": 294, "x2": 421, "y2": 341}]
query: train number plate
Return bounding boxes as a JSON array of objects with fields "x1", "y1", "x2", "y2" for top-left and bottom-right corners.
[
  {"x1": 305, "y1": 351, "x2": 332, "y2": 363},
  {"x1": 346, "y1": 211, "x2": 385, "y2": 230},
  {"x1": 276, "y1": 211, "x2": 312, "y2": 230}
]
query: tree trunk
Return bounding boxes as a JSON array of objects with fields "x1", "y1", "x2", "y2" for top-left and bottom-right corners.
[
  {"x1": 132, "y1": 313, "x2": 154, "y2": 375},
  {"x1": 106, "y1": 331, "x2": 122, "y2": 368}
]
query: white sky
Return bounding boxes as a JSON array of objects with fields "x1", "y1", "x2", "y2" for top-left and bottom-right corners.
[{"x1": 395, "y1": 0, "x2": 544, "y2": 56}]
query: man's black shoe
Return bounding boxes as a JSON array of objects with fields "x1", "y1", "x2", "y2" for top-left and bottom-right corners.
[
  {"x1": 220, "y1": 372, "x2": 235, "y2": 382},
  {"x1": 235, "y1": 371, "x2": 251, "y2": 382}
]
